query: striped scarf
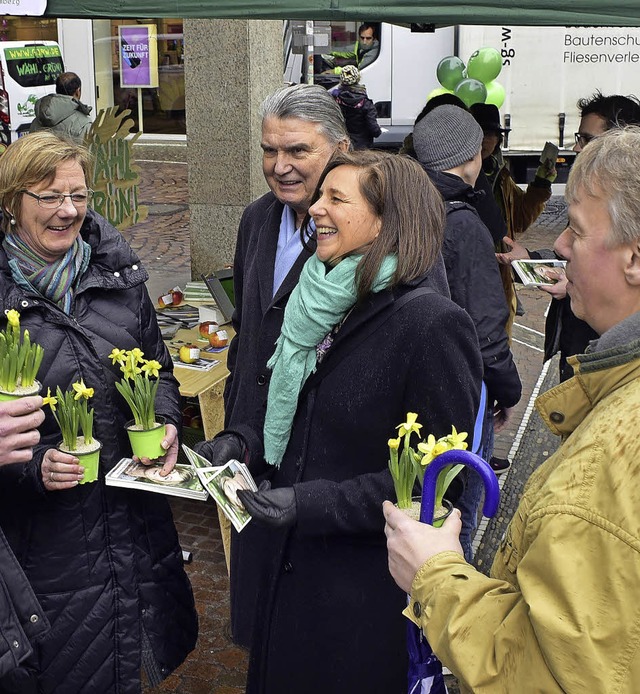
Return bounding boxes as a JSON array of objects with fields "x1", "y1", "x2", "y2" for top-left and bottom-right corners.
[{"x1": 3, "y1": 233, "x2": 91, "y2": 314}]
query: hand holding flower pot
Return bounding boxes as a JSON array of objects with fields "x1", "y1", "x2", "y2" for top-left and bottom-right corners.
[
  {"x1": 110, "y1": 348, "x2": 166, "y2": 460},
  {"x1": 43, "y1": 381, "x2": 101, "y2": 484},
  {"x1": 0, "y1": 309, "x2": 44, "y2": 400}
]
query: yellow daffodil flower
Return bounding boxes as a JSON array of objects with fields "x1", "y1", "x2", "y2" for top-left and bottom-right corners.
[
  {"x1": 130, "y1": 348, "x2": 144, "y2": 363},
  {"x1": 5, "y1": 309, "x2": 19, "y2": 327},
  {"x1": 109, "y1": 348, "x2": 127, "y2": 365},
  {"x1": 446, "y1": 426, "x2": 468, "y2": 451},
  {"x1": 141, "y1": 360, "x2": 162, "y2": 378},
  {"x1": 417, "y1": 434, "x2": 436, "y2": 460},
  {"x1": 123, "y1": 352, "x2": 142, "y2": 379},
  {"x1": 72, "y1": 380, "x2": 94, "y2": 400},
  {"x1": 42, "y1": 387, "x2": 57, "y2": 411},
  {"x1": 387, "y1": 437, "x2": 401, "y2": 450},
  {"x1": 396, "y1": 412, "x2": 423, "y2": 438}
]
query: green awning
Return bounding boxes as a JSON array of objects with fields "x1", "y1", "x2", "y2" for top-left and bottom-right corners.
[{"x1": 41, "y1": 0, "x2": 640, "y2": 25}]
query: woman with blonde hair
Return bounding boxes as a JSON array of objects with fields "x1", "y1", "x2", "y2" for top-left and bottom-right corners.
[{"x1": 0, "y1": 132, "x2": 196, "y2": 692}]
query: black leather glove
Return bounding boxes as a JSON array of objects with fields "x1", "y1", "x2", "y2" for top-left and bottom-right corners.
[
  {"x1": 193, "y1": 432, "x2": 246, "y2": 466},
  {"x1": 237, "y1": 480, "x2": 297, "y2": 529}
]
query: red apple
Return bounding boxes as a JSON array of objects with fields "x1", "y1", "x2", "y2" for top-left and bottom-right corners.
[
  {"x1": 208, "y1": 329, "x2": 229, "y2": 348},
  {"x1": 158, "y1": 292, "x2": 174, "y2": 308},
  {"x1": 198, "y1": 321, "x2": 219, "y2": 338},
  {"x1": 158, "y1": 286, "x2": 183, "y2": 308}
]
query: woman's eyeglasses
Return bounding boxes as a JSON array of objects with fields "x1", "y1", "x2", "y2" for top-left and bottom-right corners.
[
  {"x1": 21, "y1": 189, "x2": 94, "y2": 208},
  {"x1": 574, "y1": 132, "x2": 596, "y2": 148}
]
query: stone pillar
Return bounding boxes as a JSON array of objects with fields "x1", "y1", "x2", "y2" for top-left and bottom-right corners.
[{"x1": 184, "y1": 19, "x2": 282, "y2": 277}]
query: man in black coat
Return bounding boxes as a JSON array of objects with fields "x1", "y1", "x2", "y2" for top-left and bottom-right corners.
[
  {"x1": 413, "y1": 104, "x2": 522, "y2": 559},
  {"x1": 195, "y1": 84, "x2": 350, "y2": 647}
]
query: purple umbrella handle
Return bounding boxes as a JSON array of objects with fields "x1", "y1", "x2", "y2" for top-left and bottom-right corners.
[{"x1": 419, "y1": 449, "x2": 500, "y2": 525}]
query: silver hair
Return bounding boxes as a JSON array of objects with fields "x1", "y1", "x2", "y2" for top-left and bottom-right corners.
[
  {"x1": 566, "y1": 126, "x2": 640, "y2": 246},
  {"x1": 260, "y1": 83, "x2": 349, "y2": 146}
]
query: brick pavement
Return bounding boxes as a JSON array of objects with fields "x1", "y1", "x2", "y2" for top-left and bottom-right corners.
[{"x1": 126, "y1": 153, "x2": 569, "y2": 692}]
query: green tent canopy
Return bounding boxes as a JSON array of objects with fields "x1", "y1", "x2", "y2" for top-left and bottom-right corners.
[{"x1": 41, "y1": 0, "x2": 640, "y2": 25}]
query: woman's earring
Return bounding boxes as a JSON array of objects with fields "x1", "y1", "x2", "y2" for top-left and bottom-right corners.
[{"x1": 9, "y1": 216, "x2": 15, "y2": 226}]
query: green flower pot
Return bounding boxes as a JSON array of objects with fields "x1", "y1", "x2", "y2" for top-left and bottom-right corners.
[
  {"x1": 58, "y1": 437, "x2": 102, "y2": 485},
  {"x1": 125, "y1": 417, "x2": 166, "y2": 460},
  {"x1": 432, "y1": 499, "x2": 454, "y2": 528},
  {"x1": 0, "y1": 380, "x2": 41, "y2": 402}
]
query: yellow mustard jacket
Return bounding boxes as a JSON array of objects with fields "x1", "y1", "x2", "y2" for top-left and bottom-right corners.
[{"x1": 406, "y1": 339, "x2": 640, "y2": 693}]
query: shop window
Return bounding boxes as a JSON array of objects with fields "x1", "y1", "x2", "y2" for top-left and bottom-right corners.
[
  {"x1": 0, "y1": 17, "x2": 58, "y2": 43},
  {"x1": 93, "y1": 19, "x2": 185, "y2": 136}
]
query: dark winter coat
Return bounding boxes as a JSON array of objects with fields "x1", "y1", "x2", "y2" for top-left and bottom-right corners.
[
  {"x1": 0, "y1": 209, "x2": 197, "y2": 693},
  {"x1": 240, "y1": 266, "x2": 483, "y2": 693},
  {"x1": 334, "y1": 84, "x2": 381, "y2": 149},
  {"x1": 224, "y1": 192, "x2": 315, "y2": 646},
  {"x1": 426, "y1": 169, "x2": 521, "y2": 409},
  {"x1": 0, "y1": 529, "x2": 49, "y2": 684},
  {"x1": 30, "y1": 94, "x2": 92, "y2": 144}
]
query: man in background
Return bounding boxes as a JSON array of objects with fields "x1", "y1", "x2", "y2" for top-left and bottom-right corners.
[
  {"x1": 194, "y1": 84, "x2": 349, "y2": 647},
  {"x1": 319, "y1": 22, "x2": 381, "y2": 74},
  {"x1": 30, "y1": 71, "x2": 92, "y2": 144},
  {"x1": 497, "y1": 91, "x2": 640, "y2": 381}
]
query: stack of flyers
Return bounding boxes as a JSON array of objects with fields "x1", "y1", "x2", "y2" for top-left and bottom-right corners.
[{"x1": 181, "y1": 444, "x2": 258, "y2": 532}]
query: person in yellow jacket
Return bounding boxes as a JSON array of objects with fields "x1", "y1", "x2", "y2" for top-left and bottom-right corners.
[
  {"x1": 384, "y1": 126, "x2": 640, "y2": 693},
  {"x1": 470, "y1": 103, "x2": 555, "y2": 338}
]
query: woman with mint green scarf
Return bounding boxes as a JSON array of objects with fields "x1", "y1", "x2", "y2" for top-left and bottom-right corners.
[{"x1": 234, "y1": 150, "x2": 484, "y2": 694}]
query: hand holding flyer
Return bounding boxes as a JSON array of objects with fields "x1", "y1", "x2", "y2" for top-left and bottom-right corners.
[
  {"x1": 512, "y1": 259, "x2": 566, "y2": 287},
  {"x1": 181, "y1": 444, "x2": 258, "y2": 532}
]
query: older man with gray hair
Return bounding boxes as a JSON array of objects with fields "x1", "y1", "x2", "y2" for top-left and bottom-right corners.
[
  {"x1": 195, "y1": 83, "x2": 349, "y2": 646},
  {"x1": 384, "y1": 125, "x2": 640, "y2": 691}
]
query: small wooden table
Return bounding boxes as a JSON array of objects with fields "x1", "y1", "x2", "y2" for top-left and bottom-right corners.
[
  {"x1": 165, "y1": 325, "x2": 235, "y2": 571},
  {"x1": 167, "y1": 327, "x2": 232, "y2": 396}
]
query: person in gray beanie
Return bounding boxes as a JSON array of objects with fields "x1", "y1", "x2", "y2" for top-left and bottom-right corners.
[
  {"x1": 413, "y1": 104, "x2": 522, "y2": 562},
  {"x1": 413, "y1": 104, "x2": 483, "y2": 171}
]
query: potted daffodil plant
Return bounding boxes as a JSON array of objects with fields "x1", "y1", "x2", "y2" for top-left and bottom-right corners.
[
  {"x1": 388, "y1": 412, "x2": 468, "y2": 526},
  {"x1": 110, "y1": 348, "x2": 165, "y2": 459},
  {"x1": 43, "y1": 380, "x2": 101, "y2": 484},
  {"x1": 0, "y1": 309, "x2": 44, "y2": 400}
]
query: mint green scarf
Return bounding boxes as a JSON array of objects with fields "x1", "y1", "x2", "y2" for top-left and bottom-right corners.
[{"x1": 263, "y1": 253, "x2": 398, "y2": 467}]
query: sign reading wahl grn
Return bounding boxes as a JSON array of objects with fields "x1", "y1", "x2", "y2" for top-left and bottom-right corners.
[{"x1": 3, "y1": 45, "x2": 63, "y2": 88}]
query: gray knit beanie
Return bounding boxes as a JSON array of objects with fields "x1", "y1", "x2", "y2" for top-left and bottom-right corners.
[{"x1": 413, "y1": 104, "x2": 483, "y2": 171}]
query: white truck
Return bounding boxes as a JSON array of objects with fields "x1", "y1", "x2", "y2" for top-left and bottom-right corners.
[{"x1": 287, "y1": 22, "x2": 640, "y2": 181}]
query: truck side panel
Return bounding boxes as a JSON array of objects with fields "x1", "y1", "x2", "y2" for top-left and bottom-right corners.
[{"x1": 459, "y1": 25, "x2": 640, "y2": 151}]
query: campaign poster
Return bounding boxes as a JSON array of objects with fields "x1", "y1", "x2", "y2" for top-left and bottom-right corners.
[{"x1": 118, "y1": 25, "x2": 158, "y2": 88}]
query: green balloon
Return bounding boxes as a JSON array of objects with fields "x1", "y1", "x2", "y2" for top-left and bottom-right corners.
[
  {"x1": 467, "y1": 47, "x2": 502, "y2": 84},
  {"x1": 426, "y1": 87, "x2": 454, "y2": 102},
  {"x1": 454, "y1": 78, "x2": 487, "y2": 108},
  {"x1": 436, "y1": 56, "x2": 466, "y2": 91},
  {"x1": 485, "y1": 80, "x2": 506, "y2": 109}
]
